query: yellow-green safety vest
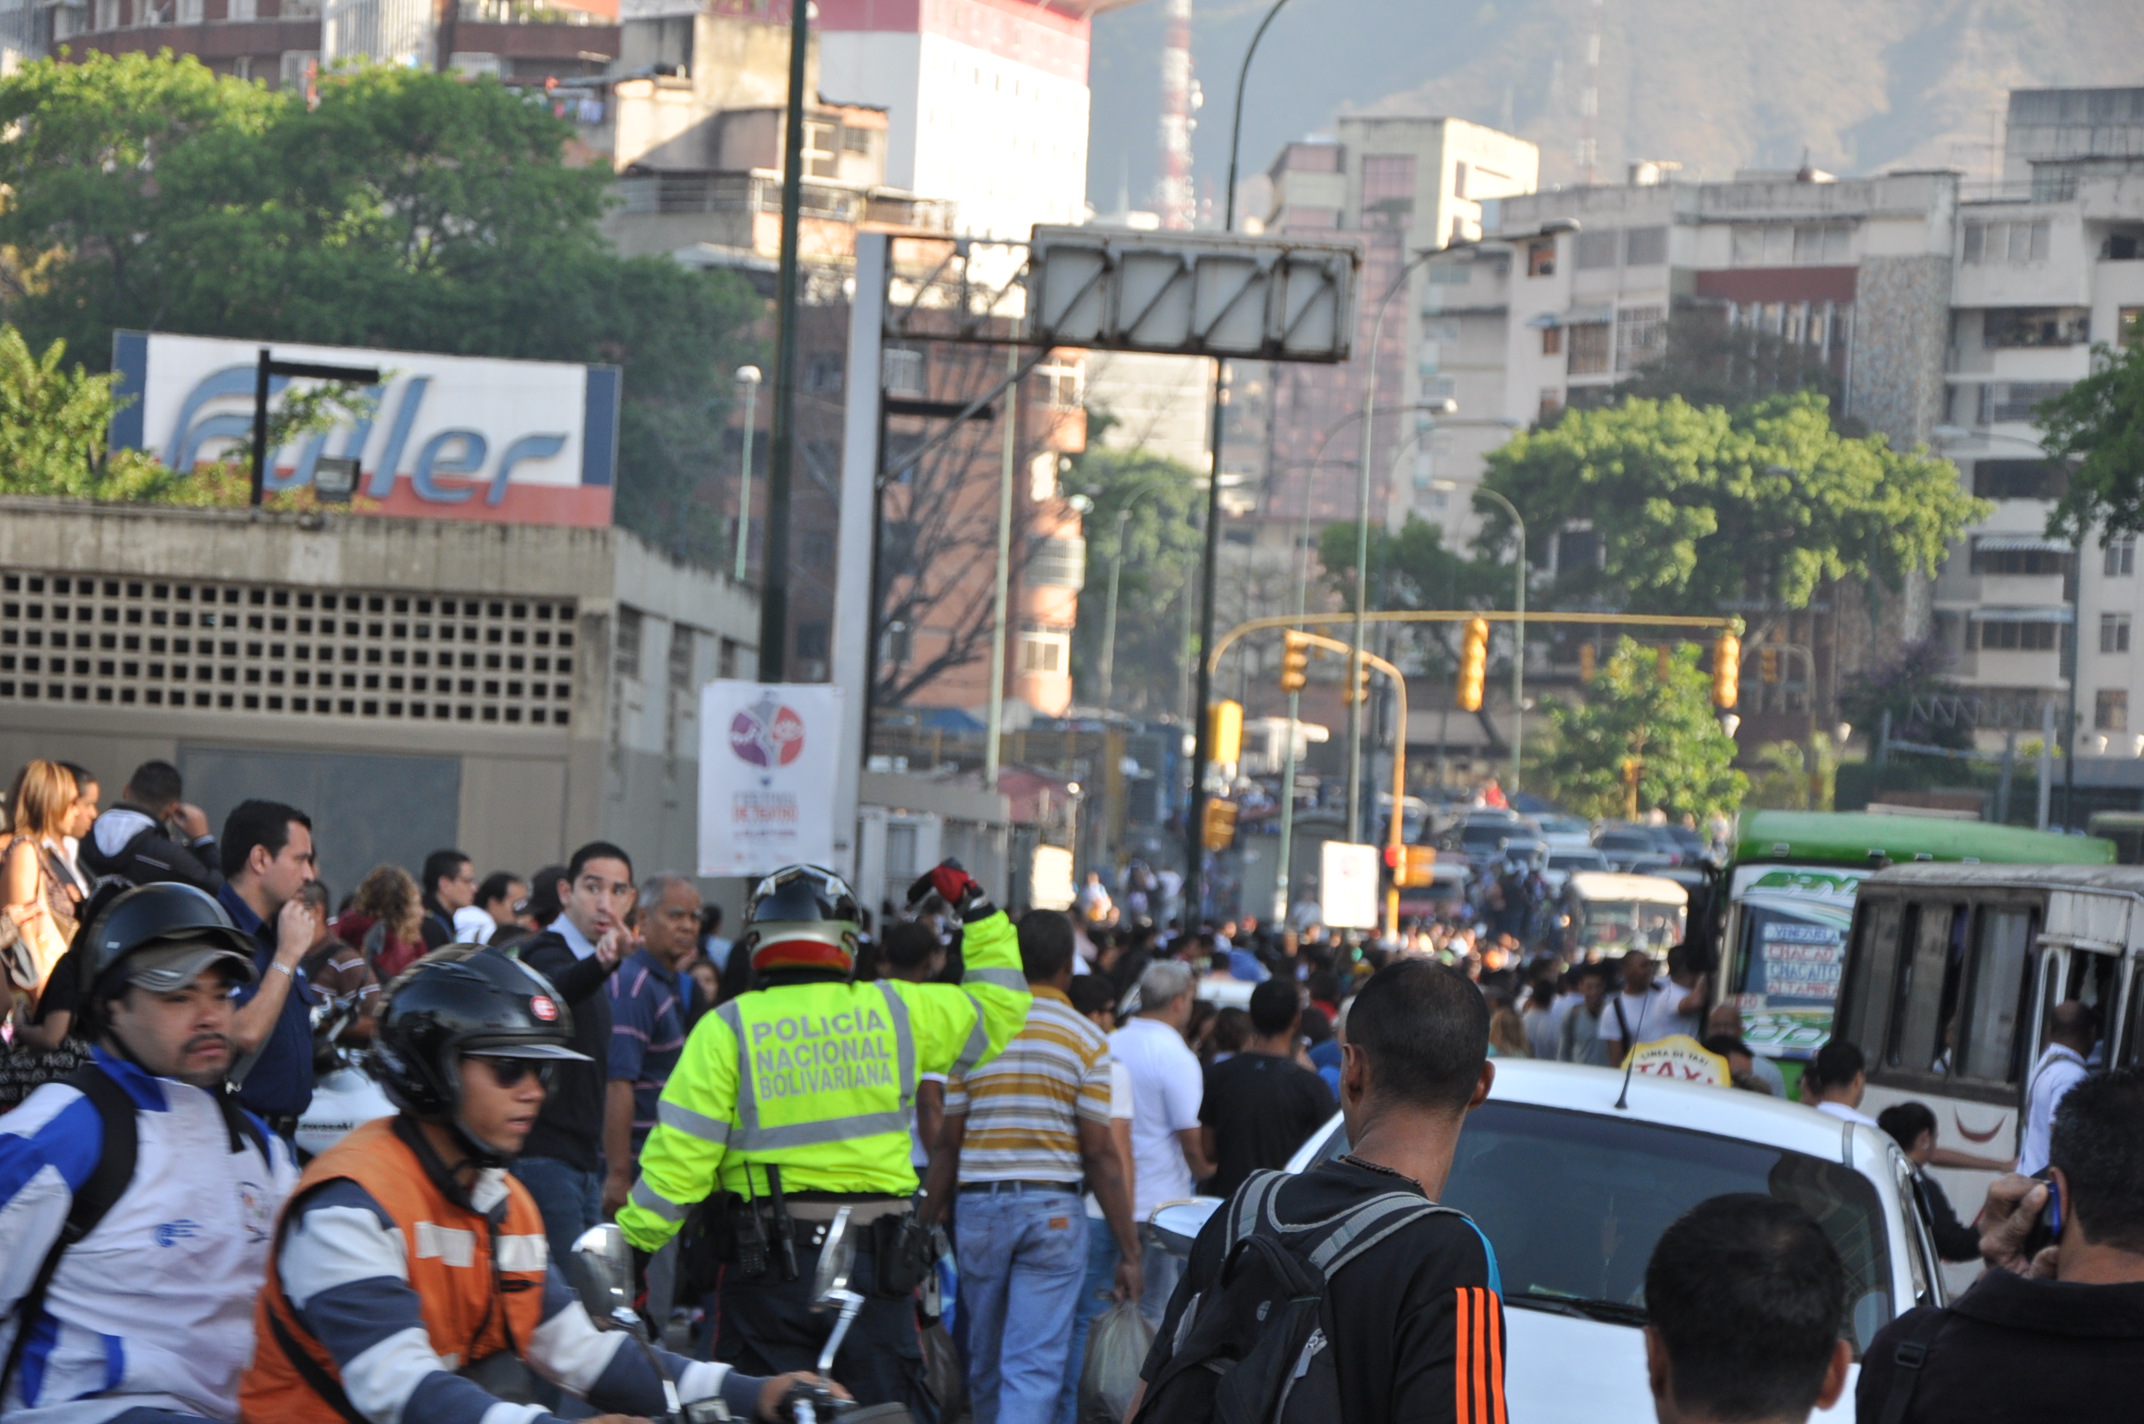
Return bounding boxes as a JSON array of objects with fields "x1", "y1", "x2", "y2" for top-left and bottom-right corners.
[{"x1": 618, "y1": 908, "x2": 1030, "y2": 1250}]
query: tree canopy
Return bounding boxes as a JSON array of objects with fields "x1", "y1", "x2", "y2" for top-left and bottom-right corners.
[
  {"x1": 1066, "y1": 430, "x2": 1205, "y2": 716},
  {"x1": 2039, "y1": 332, "x2": 2144, "y2": 543},
  {"x1": 1478, "y1": 392, "x2": 1987, "y2": 614},
  {"x1": 1528, "y1": 637, "x2": 1748, "y2": 820},
  {"x1": 0, "y1": 52, "x2": 761, "y2": 567}
]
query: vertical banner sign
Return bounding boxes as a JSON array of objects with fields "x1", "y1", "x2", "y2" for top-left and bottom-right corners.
[
  {"x1": 1319, "y1": 841, "x2": 1382, "y2": 931},
  {"x1": 699, "y1": 681, "x2": 844, "y2": 876}
]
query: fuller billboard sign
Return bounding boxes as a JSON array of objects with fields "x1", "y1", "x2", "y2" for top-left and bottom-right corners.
[{"x1": 110, "y1": 331, "x2": 622, "y2": 527}]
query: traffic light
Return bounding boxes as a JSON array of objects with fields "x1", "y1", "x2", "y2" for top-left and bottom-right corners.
[
  {"x1": 1208, "y1": 699, "x2": 1243, "y2": 766},
  {"x1": 1384, "y1": 844, "x2": 1439, "y2": 887},
  {"x1": 1279, "y1": 632, "x2": 1310, "y2": 693},
  {"x1": 1712, "y1": 632, "x2": 1741, "y2": 708},
  {"x1": 1656, "y1": 646, "x2": 1674, "y2": 682},
  {"x1": 1578, "y1": 642, "x2": 1596, "y2": 683},
  {"x1": 1340, "y1": 655, "x2": 1372, "y2": 705},
  {"x1": 1201, "y1": 798, "x2": 1239, "y2": 850},
  {"x1": 1759, "y1": 646, "x2": 1780, "y2": 684},
  {"x1": 1456, "y1": 617, "x2": 1489, "y2": 711}
]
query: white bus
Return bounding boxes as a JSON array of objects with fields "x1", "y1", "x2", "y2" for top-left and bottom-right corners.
[{"x1": 1831, "y1": 862, "x2": 2144, "y2": 1284}]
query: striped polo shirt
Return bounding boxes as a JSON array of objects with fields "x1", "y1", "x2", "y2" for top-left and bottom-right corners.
[{"x1": 947, "y1": 983, "x2": 1112, "y2": 1185}]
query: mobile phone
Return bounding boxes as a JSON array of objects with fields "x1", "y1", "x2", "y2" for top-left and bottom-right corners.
[{"x1": 2020, "y1": 1167, "x2": 2062, "y2": 1257}]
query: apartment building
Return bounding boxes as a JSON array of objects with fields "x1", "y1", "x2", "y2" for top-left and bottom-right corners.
[{"x1": 1250, "y1": 117, "x2": 1541, "y2": 555}]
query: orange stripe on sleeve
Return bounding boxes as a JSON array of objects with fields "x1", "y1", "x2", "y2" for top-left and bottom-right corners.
[
  {"x1": 1454, "y1": 1285, "x2": 1473, "y2": 1424},
  {"x1": 1486, "y1": 1290, "x2": 1507, "y2": 1424},
  {"x1": 1471, "y1": 1288, "x2": 1489, "y2": 1424}
]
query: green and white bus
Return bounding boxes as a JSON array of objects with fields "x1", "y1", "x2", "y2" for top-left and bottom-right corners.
[{"x1": 1719, "y1": 811, "x2": 2114, "y2": 1078}]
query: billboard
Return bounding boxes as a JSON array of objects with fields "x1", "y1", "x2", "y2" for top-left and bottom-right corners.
[
  {"x1": 699, "y1": 681, "x2": 845, "y2": 876},
  {"x1": 109, "y1": 331, "x2": 621, "y2": 527}
]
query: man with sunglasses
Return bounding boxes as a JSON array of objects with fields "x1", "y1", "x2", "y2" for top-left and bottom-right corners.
[
  {"x1": 619, "y1": 862, "x2": 1033, "y2": 1422},
  {"x1": 245, "y1": 950, "x2": 831, "y2": 1424}
]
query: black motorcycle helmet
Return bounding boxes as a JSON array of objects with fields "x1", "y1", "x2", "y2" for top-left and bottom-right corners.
[
  {"x1": 373, "y1": 949, "x2": 589, "y2": 1165},
  {"x1": 89, "y1": 881, "x2": 260, "y2": 1001},
  {"x1": 742, "y1": 864, "x2": 861, "y2": 975}
]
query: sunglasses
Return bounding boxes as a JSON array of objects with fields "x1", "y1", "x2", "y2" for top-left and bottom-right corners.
[{"x1": 469, "y1": 1056, "x2": 557, "y2": 1089}]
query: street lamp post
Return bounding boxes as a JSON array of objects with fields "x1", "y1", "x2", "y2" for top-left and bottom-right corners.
[
  {"x1": 1186, "y1": 0, "x2": 1299, "y2": 925},
  {"x1": 1436, "y1": 480, "x2": 1527, "y2": 792},
  {"x1": 732, "y1": 365, "x2": 763, "y2": 583}
]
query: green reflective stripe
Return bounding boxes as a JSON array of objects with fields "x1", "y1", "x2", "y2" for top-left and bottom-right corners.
[
  {"x1": 731, "y1": 1111, "x2": 911, "y2": 1152},
  {"x1": 877, "y1": 981, "x2": 917, "y2": 1110},
  {"x1": 963, "y1": 966, "x2": 1027, "y2": 993},
  {"x1": 658, "y1": 1099, "x2": 731, "y2": 1144},
  {"x1": 717, "y1": 1001, "x2": 757, "y2": 1135},
  {"x1": 951, "y1": 994, "x2": 991, "y2": 1076},
  {"x1": 630, "y1": 1178, "x2": 688, "y2": 1222}
]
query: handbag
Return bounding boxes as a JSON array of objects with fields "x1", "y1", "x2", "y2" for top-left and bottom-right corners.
[{"x1": 0, "y1": 847, "x2": 76, "y2": 994}]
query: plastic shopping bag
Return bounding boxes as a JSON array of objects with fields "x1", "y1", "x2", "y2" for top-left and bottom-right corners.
[{"x1": 1079, "y1": 1298, "x2": 1156, "y2": 1424}]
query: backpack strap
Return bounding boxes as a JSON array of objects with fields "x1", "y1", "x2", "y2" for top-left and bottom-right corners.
[
  {"x1": 1874, "y1": 1307, "x2": 1949, "y2": 1424},
  {"x1": 0, "y1": 1064, "x2": 140, "y2": 1403}
]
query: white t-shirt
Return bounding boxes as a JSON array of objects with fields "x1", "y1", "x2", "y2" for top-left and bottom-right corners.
[
  {"x1": 1815, "y1": 1100, "x2": 1878, "y2": 1127},
  {"x1": 1110, "y1": 1016, "x2": 1204, "y2": 1220},
  {"x1": 1086, "y1": 1058, "x2": 1135, "y2": 1221},
  {"x1": 2019, "y1": 1044, "x2": 2089, "y2": 1175},
  {"x1": 1596, "y1": 981, "x2": 1684, "y2": 1045},
  {"x1": 910, "y1": 1070, "x2": 948, "y2": 1171}
]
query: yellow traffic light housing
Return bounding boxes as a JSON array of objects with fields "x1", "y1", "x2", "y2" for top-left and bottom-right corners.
[
  {"x1": 1759, "y1": 646, "x2": 1780, "y2": 685},
  {"x1": 1202, "y1": 798, "x2": 1239, "y2": 850},
  {"x1": 1578, "y1": 642, "x2": 1596, "y2": 683},
  {"x1": 1712, "y1": 633, "x2": 1741, "y2": 709},
  {"x1": 1456, "y1": 617, "x2": 1489, "y2": 711},
  {"x1": 1384, "y1": 844, "x2": 1439, "y2": 888},
  {"x1": 1340, "y1": 654, "x2": 1372, "y2": 705},
  {"x1": 1208, "y1": 699, "x2": 1243, "y2": 765},
  {"x1": 1279, "y1": 632, "x2": 1310, "y2": 693}
]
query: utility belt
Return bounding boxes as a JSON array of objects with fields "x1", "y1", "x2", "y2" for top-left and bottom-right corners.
[{"x1": 680, "y1": 1171, "x2": 931, "y2": 1301}]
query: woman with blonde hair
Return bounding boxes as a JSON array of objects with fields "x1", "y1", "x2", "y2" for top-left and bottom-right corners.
[
  {"x1": 334, "y1": 864, "x2": 427, "y2": 980},
  {"x1": 0, "y1": 760, "x2": 88, "y2": 1107}
]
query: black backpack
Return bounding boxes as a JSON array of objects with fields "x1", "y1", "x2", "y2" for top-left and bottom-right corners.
[
  {"x1": 0, "y1": 1063, "x2": 268, "y2": 1402},
  {"x1": 1133, "y1": 1170, "x2": 1477, "y2": 1424}
]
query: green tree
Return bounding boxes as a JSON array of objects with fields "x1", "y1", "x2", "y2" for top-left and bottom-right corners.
[
  {"x1": 2039, "y1": 331, "x2": 2144, "y2": 542},
  {"x1": 1527, "y1": 637, "x2": 1748, "y2": 820},
  {"x1": 1614, "y1": 307, "x2": 1846, "y2": 415},
  {"x1": 1836, "y1": 638, "x2": 1972, "y2": 750},
  {"x1": 0, "y1": 53, "x2": 763, "y2": 567},
  {"x1": 1066, "y1": 433, "x2": 1204, "y2": 716},
  {"x1": 0, "y1": 325, "x2": 176, "y2": 499},
  {"x1": 1479, "y1": 392, "x2": 1986, "y2": 614}
]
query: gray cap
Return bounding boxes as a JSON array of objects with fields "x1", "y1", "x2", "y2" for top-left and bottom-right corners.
[{"x1": 124, "y1": 939, "x2": 260, "y2": 993}]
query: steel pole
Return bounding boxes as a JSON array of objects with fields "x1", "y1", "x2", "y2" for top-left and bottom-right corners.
[
  {"x1": 1470, "y1": 486, "x2": 1527, "y2": 793},
  {"x1": 757, "y1": 0, "x2": 812, "y2": 679},
  {"x1": 1098, "y1": 509, "x2": 1130, "y2": 712},
  {"x1": 1347, "y1": 251, "x2": 1437, "y2": 844},
  {"x1": 733, "y1": 370, "x2": 761, "y2": 583},
  {"x1": 984, "y1": 345, "x2": 1019, "y2": 792},
  {"x1": 1185, "y1": 0, "x2": 1295, "y2": 923}
]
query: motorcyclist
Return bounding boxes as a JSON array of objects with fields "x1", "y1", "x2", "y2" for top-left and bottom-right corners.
[
  {"x1": 618, "y1": 863, "x2": 1032, "y2": 1421},
  {"x1": 0, "y1": 881, "x2": 300, "y2": 1423},
  {"x1": 242, "y1": 948, "x2": 830, "y2": 1424}
]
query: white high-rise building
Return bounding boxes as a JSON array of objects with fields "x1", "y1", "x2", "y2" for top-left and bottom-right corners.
[{"x1": 818, "y1": 0, "x2": 1131, "y2": 239}]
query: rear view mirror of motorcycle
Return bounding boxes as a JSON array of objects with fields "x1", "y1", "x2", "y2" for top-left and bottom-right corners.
[
  {"x1": 571, "y1": 1223, "x2": 637, "y2": 1332},
  {"x1": 811, "y1": 1206, "x2": 856, "y2": 1306}
]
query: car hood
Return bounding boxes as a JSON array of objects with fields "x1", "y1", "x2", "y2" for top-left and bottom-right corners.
[{"x1": 1505, "y1": 1306, "x2": 1856, "y2": 1423}]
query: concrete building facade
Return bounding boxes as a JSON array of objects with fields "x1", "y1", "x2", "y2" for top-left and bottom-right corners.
[{"x1": 0, "y1": 499, "x2": 759, "y2": 907}]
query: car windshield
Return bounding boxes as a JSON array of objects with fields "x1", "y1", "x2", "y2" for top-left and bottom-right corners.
[
  {"x1": 1596, "y1": 832, "x2": 1652, "y2": 850},
  {"x1": 1461, "y1": 826, "x2": 1508, "y2": 850},
  {"x1": 1548, "y1": 853, "x2": 1604, "y2": 869},
  {"x1": 1305, "y1": 1102, "x2": 1893, "y2": 1355}
]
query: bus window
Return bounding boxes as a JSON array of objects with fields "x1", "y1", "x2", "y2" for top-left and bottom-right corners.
[
  {"x1": 2058, "y1": 950, "x2": 2120, "y2": 1064},
  {"x1": 1888, "y1": 904, "x2": 1964, "y2": 1071},
  {"x1": 1929, "y1": 907, "x2": 1972, "y2": 1075},
  {"x1": 1957, "y1": 908, "x2": 2037, "y2": 1083},
  {"x1": 1883, "y1": 904, "x2": 1923, "y2": 1068},
  {"x1": 1838, "y1": 898, "x2": 1901, "y2": 1056}
]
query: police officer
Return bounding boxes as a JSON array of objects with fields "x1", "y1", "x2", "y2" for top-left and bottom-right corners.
[
  {"x1": 245, "y1": 948, "x2": 820, "y2": 1424},
  {"x1": 619, "y1": 863, "x2": 1031, "y2": 1421}
]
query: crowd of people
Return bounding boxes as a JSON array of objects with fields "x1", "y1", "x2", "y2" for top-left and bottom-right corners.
[{"x1": 3, "y1": 750, "x2": 2140, "y2": 1424}]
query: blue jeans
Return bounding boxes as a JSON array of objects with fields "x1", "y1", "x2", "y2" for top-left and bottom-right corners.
[
  {"x1": 1056, "y1": 1218, "x2": 1121, "y2": 1424},
  {"x1": 1139, "y1": 1247, "x2": 1183, "y2": 1329},
  {"x1": 512, "y1": 1156, "x2": 603, "y2": 1277},
  {"x1": 955, "y1": 1186, "x2": 1088, "y2": 1424}
]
